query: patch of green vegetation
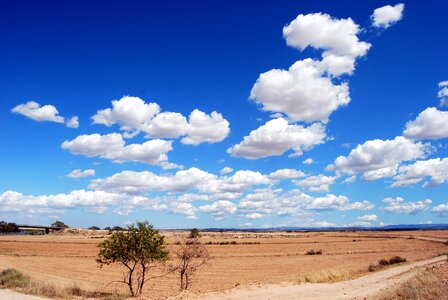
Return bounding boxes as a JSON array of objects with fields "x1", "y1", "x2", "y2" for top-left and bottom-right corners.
[{"x1": 0, "y1": 268, "x2": 30, "y2": 288}]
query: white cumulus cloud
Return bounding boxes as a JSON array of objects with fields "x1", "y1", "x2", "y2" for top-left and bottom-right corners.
[
  {"x1": 403, "y1": 107, "x2": 448, "y2": 140},
  {"x1": 371, "y1": 3, "x2": 405, "y2": 29},
  {"x1": 283, "y1": 13, "x2": 371, "y2": 76},
  {"x1": 250, "y1": 59, "x2": 350, "y2": 123},
  {"x1": 294, "y1": 174, "x2": 336, "y2": 193},
  {"x1": 66, "y1": 169, "x2": 95, "y2": 178},
  {"x1": 329, "y1": 136, "x2": 428, "y2": 180},
  {"x1": 382, "y1": 197, "x2": 431, "y2": 214},
  {"x1": 61, "y1": 133, "x2": 177, "y2": 168},
  {"x1": 432, "y1": 203, "x2": 448, "y2": 216},
  {"x1": 393, "y1": 158, "x2": 448, "y2": 187},
  {"x1": 227, "y1": 118, "x2": 326, "y2": 159},
  {"x1": 438, "y1": 81, "x2": 448, "y2": 107},
  {"x1": 92, "y1": 96, "x2": 229, "y2": 144}
]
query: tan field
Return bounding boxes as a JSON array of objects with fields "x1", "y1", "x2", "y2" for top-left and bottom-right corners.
[{"x1": 0, "y1": 230, "x2": 447, "y2": 299}]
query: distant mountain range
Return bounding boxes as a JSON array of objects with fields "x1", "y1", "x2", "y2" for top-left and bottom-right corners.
[{"x1": 201, "y1": 224, "x2": 448, "y2": 232}]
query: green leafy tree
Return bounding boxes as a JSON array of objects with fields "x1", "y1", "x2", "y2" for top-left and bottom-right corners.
[
  {"x1": 96, "y1": 222, "x2": 170, "y2": 297},
  {"x1": 188, "y1": 228, "x2": 200, "y2": 239},
  {"x1": 175, "y1": 231, "x2": 210, "y2": 290},
  {"x1": 0, "y1": 221, "x2": 19, "y2": 233},
  {"x1": 51, "y1": 221, "x2": 69, "y2": 228}
]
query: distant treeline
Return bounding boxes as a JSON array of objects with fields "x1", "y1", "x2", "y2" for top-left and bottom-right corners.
[{"x1": 0, "y1": 221, "x2": 19, "y2": 233}]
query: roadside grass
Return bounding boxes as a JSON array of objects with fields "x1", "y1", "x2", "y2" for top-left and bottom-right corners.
[
  {"x1": 0, "y1": 268, "x2": 126, "y2": 299},
  {"x1": 297, "y1": 268, "x2": 353, "y2": 283},
  {"x1": 379, "y1": 269, "x2": 448, "y2": 300},
  {"x1": 0, "y1": 268, "x2": 30, "y2": 288}
]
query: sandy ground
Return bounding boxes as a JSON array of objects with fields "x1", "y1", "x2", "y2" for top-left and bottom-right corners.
[
  {"x1": 191, "y1": 255, "x2": 447, "y2": 300},
  {"x1": 0, "y1": 230, "x2": 447, "y2": 298},
  {"x1": 0, "y1": 290, "x2": 48, "y2": 300}
]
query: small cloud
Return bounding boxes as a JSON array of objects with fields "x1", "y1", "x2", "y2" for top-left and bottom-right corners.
[
  {"x1": 66, "y1": 116, "x2": 79, "y2": 128},
  {"x1": 303, "y1": 158, "x2": 314, "y2": 165},
  {"x1": 220, "y1": 167, "x2": 233, "y2": 175},
  {"x1": 371, "y1": 3, "x2": 405, "y2": 29},
  {"x1": 66, "y1": 169, "x2": 95, "y2": 178}
]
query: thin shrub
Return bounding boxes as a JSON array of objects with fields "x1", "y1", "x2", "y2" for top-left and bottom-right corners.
[
  {"x1": 305, "y1": 249, "x2": 323, "y2": 255},
  {"x1": 389, "y1": 256, "x2": 406, "y2": 265},
  {"x1": 0, "y1": 269, "x2": 30, "y2": 288},
  {"x1": 379, "y1": 258, "x2": 390, "y2": 266}
]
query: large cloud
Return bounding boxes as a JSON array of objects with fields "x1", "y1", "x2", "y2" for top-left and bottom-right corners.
[
  {"x1": 227, "y1": 118, "x2": 326, "y2": 159},
  {"x1": 12, "y1": 101, "x2": 78, "y2": 128},
  {"x1": 92, "y1": 96, "x2": 229, "y2": 144},
  {"x1": 371, "y1": 3, "x2": 405, "y2": 29},
  {"x1": 432, "y1": 203, "x2": 448, "y2": 216},
  {"x1": 329, "y1": 136, "x2": 428, "y2": 180},
  {"x1": 382, "y1": 197, "x2": 431, "y2": 214},
  {"x1": 293, "y1": 174, "x2": 336, "y2": 193},
  {"x1": 249, "y1": 60, "x2": 350, "y2": 123},
  {"x1": 61, "y1": 133, "x2": 177, "y2": 168},
  {"x1": 283, "y1": 13, "x2": 371, "y2": 76},
  {"x1": 393, "y1": 158, "x2": 448, "y2": 187},
  {"x1": 403, "y1": 107, "x2": 448, "y2": 140},
  {"x1": 0, "y1": 189, "x2": 143, "y2": 214},
  {"x1": 89, "y1": 167, "x2": 216, "y2": 195}
]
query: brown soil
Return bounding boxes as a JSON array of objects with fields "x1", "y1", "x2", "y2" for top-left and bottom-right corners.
[{"x1": 0, "y1": 230, "x2": 447, "y2": 299}]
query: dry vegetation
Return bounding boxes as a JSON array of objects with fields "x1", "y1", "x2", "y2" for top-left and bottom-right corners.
[
  {"x1": 0, "y1": 230, "x2": 447, "y2": 299},
  {"x1": 380, "y1": 261, "x2": 448, "y2": 300}
]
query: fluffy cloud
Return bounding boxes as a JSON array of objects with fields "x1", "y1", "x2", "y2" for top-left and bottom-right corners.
[
  {"x1": 0, "y1": 190, "x2": 143, "y2": 214},
  {"x1": 92, "y1": 96, "x2": 229, "y2": 144},
  {"x1": 382, "y1": 197, "x2": 432, "y2": 214},
  {"x1": 432, "y1": 203, "x2": 448, "y2": 216},
  {"x1": 250, "y1": 60, "x2": 350, "y2": 123},
  {"x1": 305, "y1": 194, "x2": 373, "y2": 211},
  {"x1": 12, "y1": 101, "x2": 79, "y2": 128},
  {"x1": 227, "y1": 118, "x2": 326, "y2": 159},
  {"x1": 92, "y1": 96, "x2": 160, "y2": 136},
  {"x1": 12, "y1": 101, "x2": 65, "y2": 123},
  {"x1": 198, "y1": 200, "x2": 237, "y2": 221},
  {"x1": 181, "y1": 110, "x2": 230, "y2": 145},
  {"x1": 283, "y1": 13, "x2": 371, "y2": 76},
  {"x1": 293, "y1": 174, "x2": 336, "y2": 193},
  {"x1": 393, "y1": 158, "x2": 448, "y2": 187},
  {"x1": 439, "y1": 81, "x2": 448, "y2": 107},
  {"x1": 303, "y1": 158, "x2": 314, "y2": 165},
  {"x1": 329, "y1": 136, "x2": 428, "y2": 180},
  {"x1": 220, "y1": 167, "x2": 233, "y2": 175},
  {"x1": 66, "y1": 169, "x2": 95, "y2": 178},
  {"x1": 268, "y1": 169, "x2": 305, "y2": 180},
  {"x1": 403, "y1": 107, "x2": 448, "y2": 140},
  {"x1": 90, "y1": 167, "x2": 216, "y2": 195},
  {"x1": 61, "y1": 133, "x2": 176, "y2": 168},
  {"x1": 66, "y1": 116, "x2": 79, "y2": 128},
  {"x1": 357, "y1": 214, "x2": 378, "y2": 222},
  {"x1": 371, "y1": 3, "x2": 405, "y2": 29}
]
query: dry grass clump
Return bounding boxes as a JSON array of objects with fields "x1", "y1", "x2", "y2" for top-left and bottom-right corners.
[
  {"x1": 0, "y1": 268, "x2": 125, "y2": 299},
  {"x1": 368, "y1": 256, "x2": 407, "y2": 272},
  {"x1": 379, "y1": 269, "x2": 448, "y2": 300},
  {"x1": 0, "y1": 268, "x2": 30, "y2": 288},
  {"x1": 298, "y1": 268, "x2": 352, "y2": 283}
]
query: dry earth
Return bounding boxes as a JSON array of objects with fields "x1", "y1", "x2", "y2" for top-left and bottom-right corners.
[{"x1": 0, "y1": 230, "x2": 447, "y2": 299}]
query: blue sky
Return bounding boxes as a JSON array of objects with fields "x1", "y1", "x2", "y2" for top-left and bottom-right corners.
[{"x1": 1, "y1": 0, "x2": 447, "y2": 228}]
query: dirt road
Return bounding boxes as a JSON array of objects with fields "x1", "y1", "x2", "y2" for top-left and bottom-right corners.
[
  {"x1": 0, "y1": 290, "x2": 48, "y2": 300},
  {"x1": 194, "y1": 255, "x2": 447, "y2": 300}
]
